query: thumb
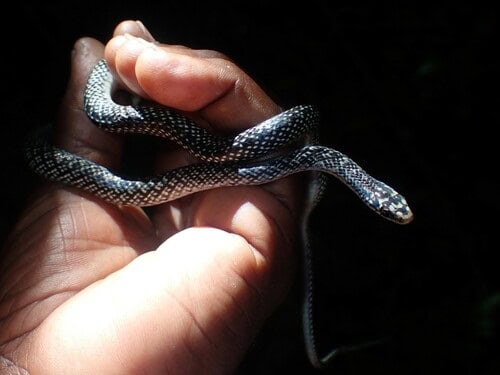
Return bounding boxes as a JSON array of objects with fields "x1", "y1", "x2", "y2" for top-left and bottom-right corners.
[{"x1": 31, "y1": 228, "x2": 272, "y2": 374}]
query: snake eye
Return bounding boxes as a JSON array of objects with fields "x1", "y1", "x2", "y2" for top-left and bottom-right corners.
[{"x1": 369, "y1": 181, "x2": 413, "y2": 225}]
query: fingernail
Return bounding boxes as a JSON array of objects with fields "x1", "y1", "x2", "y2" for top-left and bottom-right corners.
[
  {"x1": 71, "y1": 38, "x2": 90, "y2": 59},
  {"x1": 135, "y1": 20, "x2": 155, "y2": 42}
]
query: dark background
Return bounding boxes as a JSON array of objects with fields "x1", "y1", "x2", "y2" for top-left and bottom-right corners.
[{"x1": 1, "y1": 2, "x2": 498, "y2": 374}]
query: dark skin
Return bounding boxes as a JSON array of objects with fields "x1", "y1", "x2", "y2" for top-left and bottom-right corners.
[{"x1": 0, "y1": 21, "x2": 302, "y2": 374}]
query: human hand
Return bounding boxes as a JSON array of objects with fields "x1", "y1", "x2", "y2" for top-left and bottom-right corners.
[{"x1": 0, "y1": 20, "x2": 302, "y2": 374}]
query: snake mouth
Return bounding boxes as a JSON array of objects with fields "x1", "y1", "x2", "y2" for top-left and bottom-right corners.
[{"x1": 392, "y1": 209, "x2": 414, "y2": 225}]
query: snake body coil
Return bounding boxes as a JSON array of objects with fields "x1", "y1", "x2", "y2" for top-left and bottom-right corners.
[{"x1": 25, "y1": 59, "x2": 413, "y2": 368}]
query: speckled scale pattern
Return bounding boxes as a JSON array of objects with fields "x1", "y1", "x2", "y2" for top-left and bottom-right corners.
[
  {"x1": 25, "y1": 59, "x2": 413, "y2": 369},
  {"x1": 84, "y1": 60, "x2": 321, "y2": 162},
  {"x1": 27, "y1": 59, "x2": 412, "y2": 223}
]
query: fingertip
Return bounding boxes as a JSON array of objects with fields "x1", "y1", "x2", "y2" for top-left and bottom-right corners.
[
  {"x1": 113, "y1": 35, "x2": 152, "y2": 96},
  {"x1": 134, "y1": 20, "x2": 156, "y2": 42},
  {"x1": 104, "y1": 35, "x2": 128, "y2": 70},
  {"x1": 63, "y1": 37, "x2": 104, "y2": 108},
  {"x1": 56, "y1": 37, "x2": 123, "y2": 169},
  {"x1": 113, "y1": 20, "x2": 156, "y2": 42},
  {"x1": 71, "y1": 37, "x2": 105, "y2": 74},
  {"x1": 135, "y1": 47, "x2": 236, "y2": 111}
]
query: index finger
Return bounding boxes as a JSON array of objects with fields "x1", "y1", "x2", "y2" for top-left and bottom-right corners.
[{"x1": 104, "y1": 34, "x2": 282, "y2": 132}]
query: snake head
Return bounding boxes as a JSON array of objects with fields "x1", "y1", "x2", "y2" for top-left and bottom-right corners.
[{"x1": 369, "y1": 182, "x2": 414, "y2": 224}]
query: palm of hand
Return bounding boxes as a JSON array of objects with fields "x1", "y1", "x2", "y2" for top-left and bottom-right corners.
[{"x1": 0, "y1": 20, "x2": 298, "y2": 374}]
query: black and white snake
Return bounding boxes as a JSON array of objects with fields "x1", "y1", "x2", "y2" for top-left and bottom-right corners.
[{"x1": 25, "y1": 59, "x2": 413, "y2": 368}]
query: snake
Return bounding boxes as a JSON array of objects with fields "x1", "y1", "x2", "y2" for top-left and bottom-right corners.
[{"x1": 25, "y1": 59, "x2": 413, "y2": 368}]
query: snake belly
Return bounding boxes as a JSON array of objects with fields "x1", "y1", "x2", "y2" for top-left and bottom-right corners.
[{"x1": 25, "y1": 59, "x2": 413, "y2": 368}]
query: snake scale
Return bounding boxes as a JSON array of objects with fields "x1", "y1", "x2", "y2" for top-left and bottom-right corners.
[{"x1": 25, "y1": 59, "x2": 413, "y2": 368}]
